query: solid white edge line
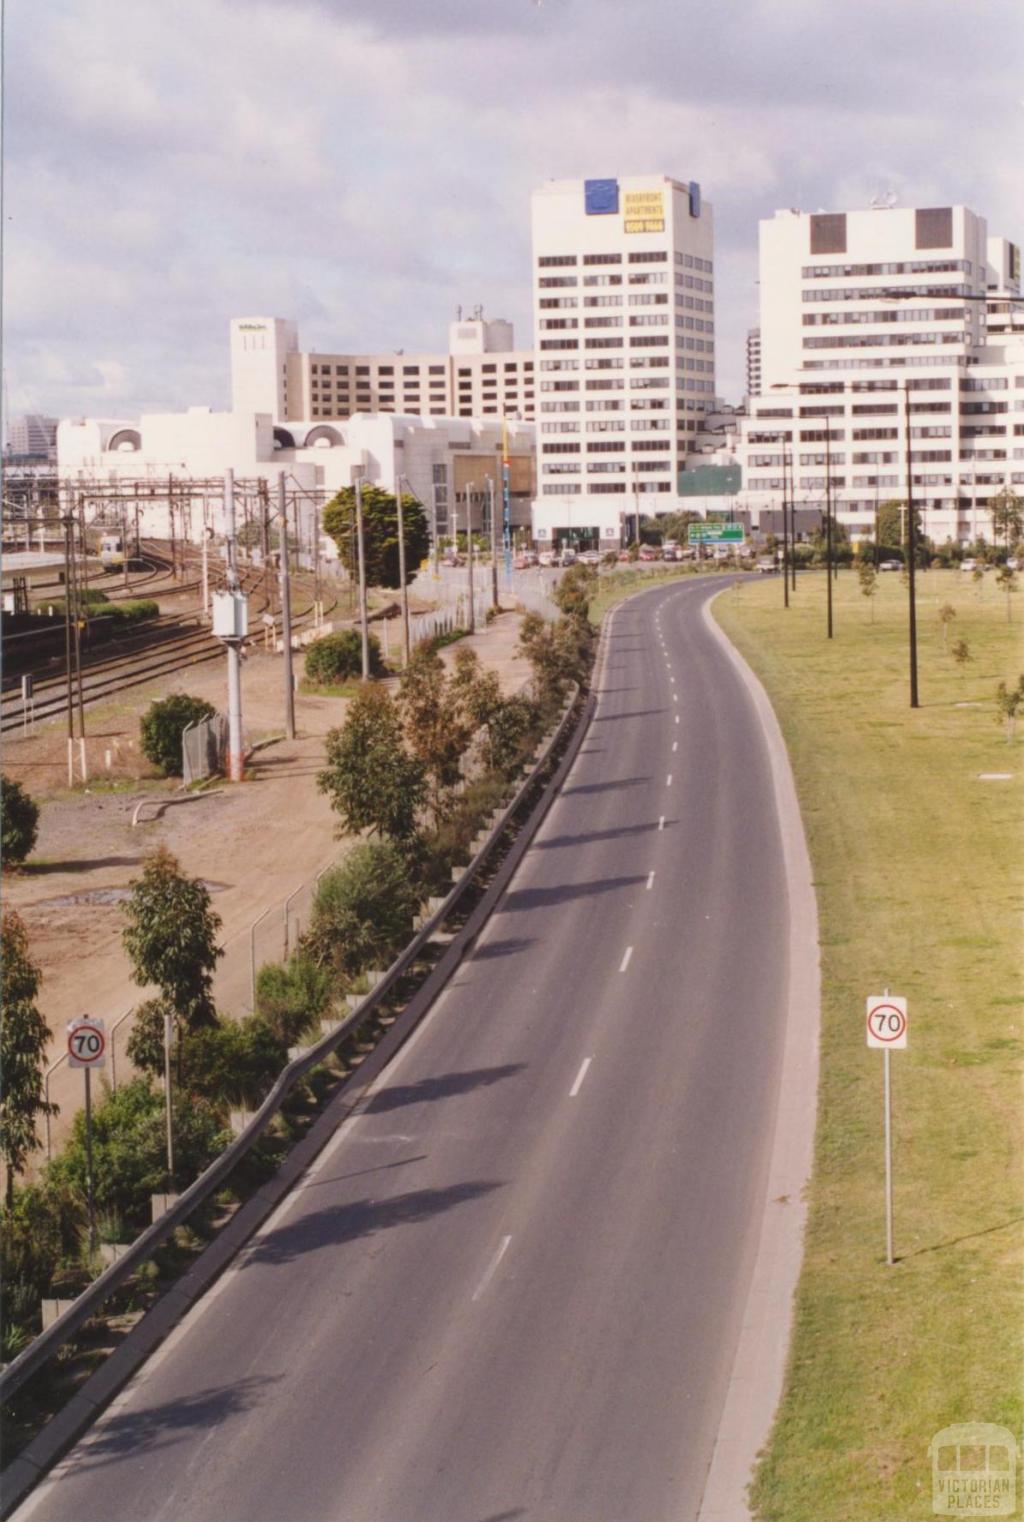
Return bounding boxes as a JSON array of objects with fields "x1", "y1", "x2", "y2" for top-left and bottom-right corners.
[
  {"x1": 619, "y1": 945, "x2": 633, "y2": 973},
  {"x1": 569, "y1": 1056, "x2": 593, "y2": 1098},
  {"x1": 695, "y1": 589, "x2": 821, "y2": 1522},
  {"x1": 471, "y1": 1234, "x2": 512, "y2": 1302}
]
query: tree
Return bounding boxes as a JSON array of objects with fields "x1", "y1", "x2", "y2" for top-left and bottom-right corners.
[
  {"x1": 396, "y1": 646, "x2": 474, "y2": 816},
  {"x1": 995, "y1": 566, "x2": 1018, "y2": 622},
  {"x1": 304, "y1": 842, "x2": 420, "y2": 978},
  {"x1": 988, "y1": 487, "x2": 1023, "y2": 549},
  {"x1": 305, "y1": 629, "x2": 384, "y2": 685},
  {"x1": 553, "y1": 564, "x2": 598, "y2": 620},
  {"x1": 857, "y1": 561, "x2": 877, "y2": 622},
  {"x1": 318, "y1": 684, "x2": 426, "y2": 840},
  {"x1": 0, "y1": 913, "x2": 57, "y2": 1204},
  {"x1": 995, "y1": 676, "x2": 1024, "y2": 742},
  {"x1": 121, "y1": 847, "x2": 222, "y2": 1036},
  {"x1": 518, "y1": 612, "x2": 595, "y2": 713},
  {"x1": 937, "y1": 602, "x2": 957, "y2": 648},
  {"x1": 140, "y1": 694, "x2": 217, "y2": 777},
  {"x1": 47, "y1": 1078, "x2": 224, "y2": 1228},
  {"x1": 322, "y1": 486, "x2": 429, "y2": 590},
  {"x1": 951, "y1": 638, "x2": 973, "y2": 675},
  {"x1": 1, "y1": 776, "x2": 40, "y2": 868}
]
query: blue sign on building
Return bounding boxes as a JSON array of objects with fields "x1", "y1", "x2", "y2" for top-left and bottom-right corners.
[
  {"x1": 689, "y1": 181, "x2": 702, "y2": 218},
  {"x1": 584, "y1": 178, "x2": 619, "y2": 215}
]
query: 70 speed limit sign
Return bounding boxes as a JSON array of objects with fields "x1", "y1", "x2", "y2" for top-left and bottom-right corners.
[
  {"x1": 68, "y1": 1017, "x2": 107, "y2": 1069},
  {"x1": 866, "y1": 996, "x2": 908, "y2": 1049}
]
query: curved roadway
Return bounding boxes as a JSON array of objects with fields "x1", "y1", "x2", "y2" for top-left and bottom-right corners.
[{"x1": 16, "y1": 576, "x2": 793, "y2": 1522}]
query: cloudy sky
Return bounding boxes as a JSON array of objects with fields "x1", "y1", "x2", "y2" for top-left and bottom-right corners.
[{"x1": 3, "y1": 0, "x2": 1021, "y2": 427}]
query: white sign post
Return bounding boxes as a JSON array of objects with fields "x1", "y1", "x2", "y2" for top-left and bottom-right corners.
[
  {"x1": 68, "y1": 1018, "x2": 106, "y2": 1253},
  {"x1": 866, "y1": 992, "x2": 907, "y2": 1266}
]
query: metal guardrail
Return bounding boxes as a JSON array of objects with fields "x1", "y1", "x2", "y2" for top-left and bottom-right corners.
[{"x1": 0, "y1": 683, "x2": 584, "y2": 1409}]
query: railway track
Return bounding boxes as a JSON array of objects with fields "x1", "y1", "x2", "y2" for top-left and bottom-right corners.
[{"x1": 1, "y1": 577, "x2": 338, "y2": 735}]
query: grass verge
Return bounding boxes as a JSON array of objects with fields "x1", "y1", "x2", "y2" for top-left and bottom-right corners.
[{"x1": 713, "y1": 568, "x2": 1023, "y2": 1520}]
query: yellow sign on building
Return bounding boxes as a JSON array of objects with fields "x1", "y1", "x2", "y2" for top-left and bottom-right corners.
[{"x1": 624, "y1": 190, "x2": 665, "y2": 234}]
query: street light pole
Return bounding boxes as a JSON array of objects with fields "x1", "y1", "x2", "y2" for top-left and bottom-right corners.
[
  {"x1": 780, "y1": 439, "x2": 790, "y2": 609},
  {"x1": 903, "y1": 384, "x2": 920, "y2": 708},
  {"x1": 824, "y1": 416, "x2": 834, "y2": 639},
  {"x1": 354, "y1": 472, "x2": 370, "y2": 680},
  {"x1": 466, "y1": 482, "x2": 476, "y2": 634},
  {"x1": 278, "y1": 473, "x2": 296, "y2": 738},
  {"x1": 394, "y1": 473, "x2": 411, "y2": 668},
  {"x1": 487, "y1": 474, "x2": 499, "y2": 610}
]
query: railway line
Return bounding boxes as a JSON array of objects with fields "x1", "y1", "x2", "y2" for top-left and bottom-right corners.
[{"x1": 1, "y1": 564, "x2": 337, "y2": 736}]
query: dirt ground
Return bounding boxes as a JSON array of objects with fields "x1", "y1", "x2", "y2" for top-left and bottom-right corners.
[{"x1": 3, "y1": 603, "x2": 532, "y2": 1163}]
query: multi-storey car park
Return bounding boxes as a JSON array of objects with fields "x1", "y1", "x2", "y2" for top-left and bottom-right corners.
[{"x1": 734, "y1": 204, "x2": 1023, "y2": 547}]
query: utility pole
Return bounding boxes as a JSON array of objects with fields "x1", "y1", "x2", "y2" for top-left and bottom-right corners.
[
  {"x1": 903, "y1": 385, "x2": 920, "y2": 709},
  {"x1": 121, "y1": 498, "x2": 130, "y2": 591},
  {"x1": 62, "y1": 514, "x2": 76, "y2": 783},
  {"x1": 501, "y1": 420, "x2": 513, "y2": 584},
  {"x1": 278, "y1": 473, "x2": 296, "y2": 738},
  {"x1": 68, "y1": 509, "x2": 87, "y2": 738},
  {"x1": 487, "y1": 475, "x2": 499, "y2": 609},
  {"x1": 354, "y1": 472, "x2": 370, "y2": 680},
  {"x1": 223, "y1": 469, "x2": 246, "y2": 781},
  {"x1": 168, "y1": 474, "x2": 177, "y2": 579}
]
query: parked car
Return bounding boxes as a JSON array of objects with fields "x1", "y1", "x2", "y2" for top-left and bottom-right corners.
[
  {"x1": 959, "y1": 559, "x2": 978, "y2": 573},
  {"x1": 537, "y1": 550, "x2": 557, "y2": 567},
  {"x1": 1007, "y1": 557, "x2": 1019, "y2": 571},
  {"x1": 559, "y1": 549, "x2": 578, "y2": 566},
  {"x1": 878, "y1": 559, "x2": 903, "y2": 571},
  {"x1": 578, "y1": 550, "x2": 602, "y2": 566},
  {"x1": 756, "y1": 557, "x2": 777, "y2": 574},
  {"x1": 638, "y1": 545, "x2": 660, "y2": 562},
  {"x1": 617, "y1": 549, "x2": 632, "y2": 562}
]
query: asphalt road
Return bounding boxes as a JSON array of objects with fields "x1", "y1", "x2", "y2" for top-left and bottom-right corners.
[{"x1": 16, "y1": 577, "x2": 792, "y2": 1522}]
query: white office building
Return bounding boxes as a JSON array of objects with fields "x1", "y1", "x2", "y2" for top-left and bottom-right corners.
[
  {"x1": 735, "y1": 204, "x2": 1023, "y2": 546},
  {"x1": 530, "y1": 174, "x2": 716, "y2": 550},
  {"x1": 231, "y1": 311, "x2": 536, "y2": 427},
  {"x1": 57, "y1": 409, "x2": 537, "y2": 555}
]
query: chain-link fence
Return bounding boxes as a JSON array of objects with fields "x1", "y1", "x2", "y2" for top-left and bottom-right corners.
[{"x1": 182, "y1": 712, "x2": 229, "y2": 784}]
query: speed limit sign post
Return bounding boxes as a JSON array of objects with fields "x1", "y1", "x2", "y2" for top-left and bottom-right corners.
[
  {"x1": 866, "y1": 991, "x2": 908, "y2": 1267},
  {"x1": 67, "y1": 1018, "x2": 106, "y2": 1253}
]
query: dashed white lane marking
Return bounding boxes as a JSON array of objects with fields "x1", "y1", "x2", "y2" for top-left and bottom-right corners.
[
  {"x1": 675, "y1": 714, "x2": 680, "y2": 724},
  {"x1": 672, "y1": 740, "x2": 678, "y2": 752},
  {"x1": 472, "y1": 1235, "x2": 512, "y2": 1302},
  {"x1": 646, "y1": 871, "x2": 655, "y2": 890},
  {"x1": 673, "y1": 694, "x2": 679, "y2": 704},
  {"x1": 619, "y1": 945, "x2": 634, "y2": 973},
  {"x1": 569, "y1": 1057, "x2": 593, "y2": 1098},
  {"x1": 666, "y1": 773, "x2": 673, "y2": 787},
  {"x1": 658, "y1": 815, "x2": 665, "y2": 831}
]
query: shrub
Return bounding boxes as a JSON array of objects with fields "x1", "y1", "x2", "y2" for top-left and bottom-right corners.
[
  {"x1": 255, "y1": 955, "x2": 332, "y2": 1046},
  {"x1": 318, "y1": 685, "x2": 426, "y2": 840},
  {"x1": 0, "y1": 1182, "x2": 81, "y2": 1343},
  {"x1": 305, "y1": 629, "x2": 383, "y2": 685},
  {"x1": 415, "y1": 773, "x2": 510, "y2": 896},
  {"x1": 103, "y1": 598, "x2": 159, "y2": 625},
  {"x1": 139, "y1": 694, "x2": 217, "y2": 776},
  {"x1": 180, "y1": 1018, "x2": 288, "y2": 1110},
  {"x1": 47, "y1": 1078, "x2": 226, "y2": 1223},
  {"x1": 304, "y1": 841, "x2": 420, "y2": 978},
  {"x1": 1, "y1": 775, "x2": 40, "y2": 866}
]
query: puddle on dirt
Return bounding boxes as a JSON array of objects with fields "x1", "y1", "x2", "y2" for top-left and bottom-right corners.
[{"x1": 41, "y1": 881, "x2": 231, "y2": 909}]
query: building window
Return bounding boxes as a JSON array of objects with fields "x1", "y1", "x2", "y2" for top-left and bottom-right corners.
[
  {"x1": 628, "y1": 250, "x2": 668, "y2": 263},
  {"x1": 583, "y1": 253, "x2": 622, "y2": 265},
  {"x1": 538, "y1": 254, "x2": 577, "y2": 267}
]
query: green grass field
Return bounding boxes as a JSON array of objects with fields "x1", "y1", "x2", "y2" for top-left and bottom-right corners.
[{"x1": 712, "y1": 568, "x2": 1023, "y2": 1520}]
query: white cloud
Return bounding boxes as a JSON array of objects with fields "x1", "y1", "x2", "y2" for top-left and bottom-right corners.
[{"x1": 3, "y1": 0, "x2": 1021, "y2": 419}]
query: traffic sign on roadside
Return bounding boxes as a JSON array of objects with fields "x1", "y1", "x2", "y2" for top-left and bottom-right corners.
[
  {"x1": 866, "y1": 996, "x2": 908, "y2": 1049},
  {"x1": 68, "y1": 1017, "x2": 107, "y2": 1069},
  {"x1": 687, "y1": 522, "x2": 744, "y2": 544}
]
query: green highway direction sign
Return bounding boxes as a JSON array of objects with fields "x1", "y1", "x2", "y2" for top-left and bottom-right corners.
[{"x1": 687, "y1": 522, "x2": 744, "y2": 544}]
